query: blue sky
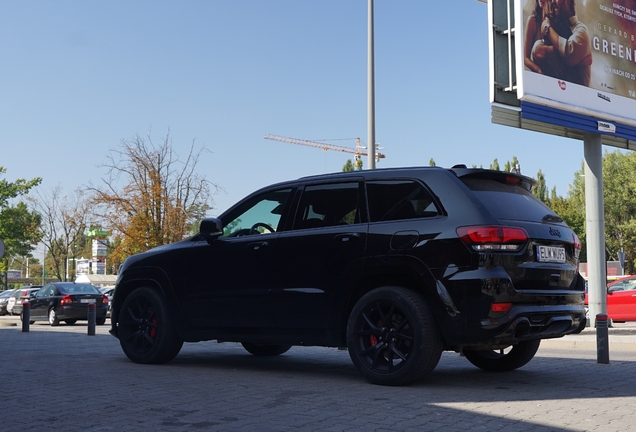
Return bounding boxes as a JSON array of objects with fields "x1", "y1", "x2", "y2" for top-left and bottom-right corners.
[{"x1": 1, "y1": 1, "x2": 590, "y2": 216}]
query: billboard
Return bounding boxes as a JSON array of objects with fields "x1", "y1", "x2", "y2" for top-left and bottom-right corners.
[{"x1": 516, "y1": 0, "x2": 636, "y2": 126}]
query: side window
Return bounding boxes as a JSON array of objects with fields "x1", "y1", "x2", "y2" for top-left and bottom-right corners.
[
  {"x1": 36, "y1": 286, "x2": 52, "y2": 298},
  {"x1": 366, "y1": 180, "x2": 440, "y2": 222},
  {"x1": 293, "y1": 182, "x2": 361, "y2": 230},
  {"x1": 610, "y1": 279, "x2": 636, "y2": 292},
  {"x1": 222, "y1": 188, "x2": 292, "y2": 237}
]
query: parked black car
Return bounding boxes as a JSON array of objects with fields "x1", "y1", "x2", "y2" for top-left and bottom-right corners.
[
  {"x1": 110, "y1": 166, "x2": 586, "y2": 385},
  {"x1": 24, "y1": 282, "x2": 108, "y2": 326}
]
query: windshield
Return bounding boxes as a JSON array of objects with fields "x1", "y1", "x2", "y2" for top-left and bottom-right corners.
[{"x1": 462, "y1": 178, "x2": 559, "y2": 223}]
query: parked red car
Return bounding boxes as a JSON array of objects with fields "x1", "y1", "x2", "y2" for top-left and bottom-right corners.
[{"x1": 585, "y1": 276, "x2": 636, "y2": 322}]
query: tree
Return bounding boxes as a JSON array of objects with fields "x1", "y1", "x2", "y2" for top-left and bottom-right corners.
[
  {"x1": 90, "y1": 130, "x2": 216, "y2": 267},
  {"x1": 429, "y1": 158, "x2": 436, "y2": 167},
  {"x1": 342, "y1": 160, "x2": 355, "y2": 172},
  {"x1": 0, "y1": 167, "x2": 42, "y2": 207},
  {"x1": 532, "y1": 169, "x2": 549, "y2": 203},
  {"x1": 598, "y1": 151, "x2": 636, "y2": 273},
  {"x1": 564, "y1": 152, "x2": 636, "y2": 273},
  {"x1": 503, "y1": 156, "x2": 520, "y2": 173},
  {"x1": 0, "y1": 167, "x2": 42, "y2": 285},
  {"x1": 32, "y1": 187, "x2": 92, "y2": 281},
  {"x1": 489, "y1": 159, "x2": 500, "y2": 171}
]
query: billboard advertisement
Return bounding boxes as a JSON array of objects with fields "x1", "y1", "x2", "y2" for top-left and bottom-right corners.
[{"x1": 517, "y1": 0, "x2": 636, "y2": 126}]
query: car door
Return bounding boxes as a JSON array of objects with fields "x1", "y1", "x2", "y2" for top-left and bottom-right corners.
[
  {"x1": 29, "y1": 285, "x2": 53, "y2": 319},
  {"x1": 270, "y1": 180, "x2": 367, "y2": 333},
  {"x1": 180, "y1": 187, "x2": 294, "y2": 328},
  {"x1": 607, "y1": 279, "x2": 636, "y2": 320}
]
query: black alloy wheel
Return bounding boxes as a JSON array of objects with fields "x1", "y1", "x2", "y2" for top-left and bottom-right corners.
[
  {"x1": 118, "y1": 287, "x2": 183, "y2": 364},
  {"x1": 463, "y1": 339, "x2": 541, "y2": 372},
  {"x1": 347, "y1": 286, "x2": 442, "y2": 386},
  {"x1": 241, "y1": 342, "x2": 292, "y2": 356}
]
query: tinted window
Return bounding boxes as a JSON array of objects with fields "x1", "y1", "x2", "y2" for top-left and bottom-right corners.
[
  {"x1": 58, "y1": 284, "x2": 100, "y2": 294},
  {"x1": 366, "y1": 180, "x2": 440, "y2": 222},
  {"x1": 222, "y1": 188, "x2": 292, "y2": 236},
  {"x1": 463, "y1": 178, "x2": 557, "y2": 222},
  {"x1": 293, "y1": 182, "x2": 361, "y2": 229},
  {"x1": 36, "y1": 286, "x2": 54, "y2": 297}
]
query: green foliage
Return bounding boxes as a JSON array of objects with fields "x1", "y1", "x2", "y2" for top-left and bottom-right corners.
[
  {"x1": 0, "y1": 202, "x2": 42, "y2": 258},
  {"x1": 532, "y1": 169, "x2": 548, "y2": 203},
  {"x1": 342, "y1": 160, "x2": 355, "y2": 172},
  {"x1": 598, "y1": 151, "x2": 636, "y2": 273},
  {"x1": 0, "y1": 167, "x2": 42, "y2": 208},
  {"x1": 0, "y1": 167, "x2": 42, "y2": 277},
  {"x1": 429, "y1": 158, "x2": 436, "y2": 167}
]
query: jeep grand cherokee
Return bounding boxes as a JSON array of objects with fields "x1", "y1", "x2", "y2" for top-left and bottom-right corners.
[{"x1": 110, "y1": 166, "x2": 586, "y2": 386}]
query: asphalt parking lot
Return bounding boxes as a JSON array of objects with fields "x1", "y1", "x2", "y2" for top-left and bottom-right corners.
[{"x1": 1, "y1": 315, "x2": 636, "y2": 432}]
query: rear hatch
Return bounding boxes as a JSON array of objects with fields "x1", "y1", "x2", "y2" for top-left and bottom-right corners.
[{"x1": 458, "y1": 172, "x2": 582, "y2": 292}]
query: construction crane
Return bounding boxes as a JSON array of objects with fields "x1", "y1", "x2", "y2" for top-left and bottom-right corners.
[{"x1": 264, "y1": 134, "x2": 386, "y2": 162}]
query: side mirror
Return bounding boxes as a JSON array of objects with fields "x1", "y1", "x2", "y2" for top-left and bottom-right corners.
[{"x1": 199, "y1": 218, "x2": 223, "y2": 244}]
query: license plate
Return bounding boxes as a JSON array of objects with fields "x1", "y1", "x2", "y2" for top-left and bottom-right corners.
[
  {"x1": 537, "y1": 245, "x2": 566, "y2": 263},
  {"x1": 80, "y1": 298, "x2": 96, "y2": 304}
]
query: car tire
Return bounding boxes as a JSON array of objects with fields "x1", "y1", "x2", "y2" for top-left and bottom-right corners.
[
  {"x1": 19, "y1": 312, "x2": 35, "y2": 325},
  {"x1": 241, "y1": 342, "x2": 292, "y2": 356},
  {"x1": 64, "y1": 319, "x2": 77, "y2": 325},
  {"x1": 49, "y1": 308, "x2": 60, "y2": 326},
  {"x1": 96, "y1": 317, "x2": 106, "y2": 325},
  {"x1": 118, "y1": 287, "x2": 183, "y2": 364},
  {"x1": 463, "y1": 339, "x2": 541, "y2": 372},
  {"x1": 346, "y1": 286, "x2": 442, "y2": 386}
]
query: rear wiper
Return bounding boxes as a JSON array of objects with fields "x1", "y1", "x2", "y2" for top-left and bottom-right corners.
[{"x1": 542, "y1": 214, "x2": 563, "y2": 223}]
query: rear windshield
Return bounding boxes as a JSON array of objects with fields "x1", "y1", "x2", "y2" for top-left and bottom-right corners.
[
  {"x1": 59, "y1": 284, "x2": 100, "y2": 295},
  {"x1": 462, "y1": 178, "x2": 558, "y2": 222}
]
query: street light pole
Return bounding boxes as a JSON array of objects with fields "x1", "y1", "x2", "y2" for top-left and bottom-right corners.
[{"x1": 367, "y1": 0, "x2": 376, "y2": 170}]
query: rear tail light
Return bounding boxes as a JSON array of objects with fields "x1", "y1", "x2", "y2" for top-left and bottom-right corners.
[
  {"x1": 491, "y1": 302, "x2": 512, "y2": 313},
  {"x1": 573, "y1": 233, "x2": 582, "y2": 259},
  {"x1": 456, "y1": 226, "x2": 528, "y2": 252},
  {"x1": 60, "y1": 295, "x2": 73, "y2": 306},
  {"x1": 102, "y1": 295, "x2": 109, "y2": 305}
]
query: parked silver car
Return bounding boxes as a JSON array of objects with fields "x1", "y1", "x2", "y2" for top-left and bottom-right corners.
[
  {"x1": 7, "y1": 286, "x2": 41, "y2": 315},
  {"x1": 99, "y1": 286, "x2": 114, "y2": 318},
  {"x1": 0, "y1": 290, "x2": 16, "y2": 315}
]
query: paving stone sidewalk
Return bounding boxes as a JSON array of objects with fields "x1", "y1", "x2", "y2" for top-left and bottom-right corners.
[{"x1": 1, "y1": 315, "x2": 635, "y2": 432}]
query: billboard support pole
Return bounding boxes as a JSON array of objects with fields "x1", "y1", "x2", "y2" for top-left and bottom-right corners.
[{"x1": 583, "y1": 132, "x2": 607, "y2": 330}]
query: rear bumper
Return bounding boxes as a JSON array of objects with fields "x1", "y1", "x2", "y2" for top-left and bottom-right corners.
[
  {"x1": 56, "y1": 305, "x2": 108, "y2": 320},
  {"x1": 458, "y1": 305, "x2": 587, "y2": 350}
]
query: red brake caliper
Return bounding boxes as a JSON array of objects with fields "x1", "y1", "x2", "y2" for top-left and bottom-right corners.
[
  {"x1": 148, "y1": 309, "x2": 157, "y2": 339},
  {"x1": 149, "y1": 316, "x2": 157, "y2": 339}
]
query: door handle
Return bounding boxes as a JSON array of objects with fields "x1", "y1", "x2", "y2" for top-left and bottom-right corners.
[
  {"x1": 248, "y1": 241, "x2": 269, "y2": 250},
  {"x1": 335, "y1": 233, "x2": 361, "y2": 242}
]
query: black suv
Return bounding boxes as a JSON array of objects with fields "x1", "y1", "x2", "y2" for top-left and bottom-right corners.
[{"x1": 110, "y1": 166, "x2": 586, "y2": 385}]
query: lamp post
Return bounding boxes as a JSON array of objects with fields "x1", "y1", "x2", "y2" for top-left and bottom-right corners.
[{"x1": 367, "y1": 0, "x2": 376, "y2": 170}]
